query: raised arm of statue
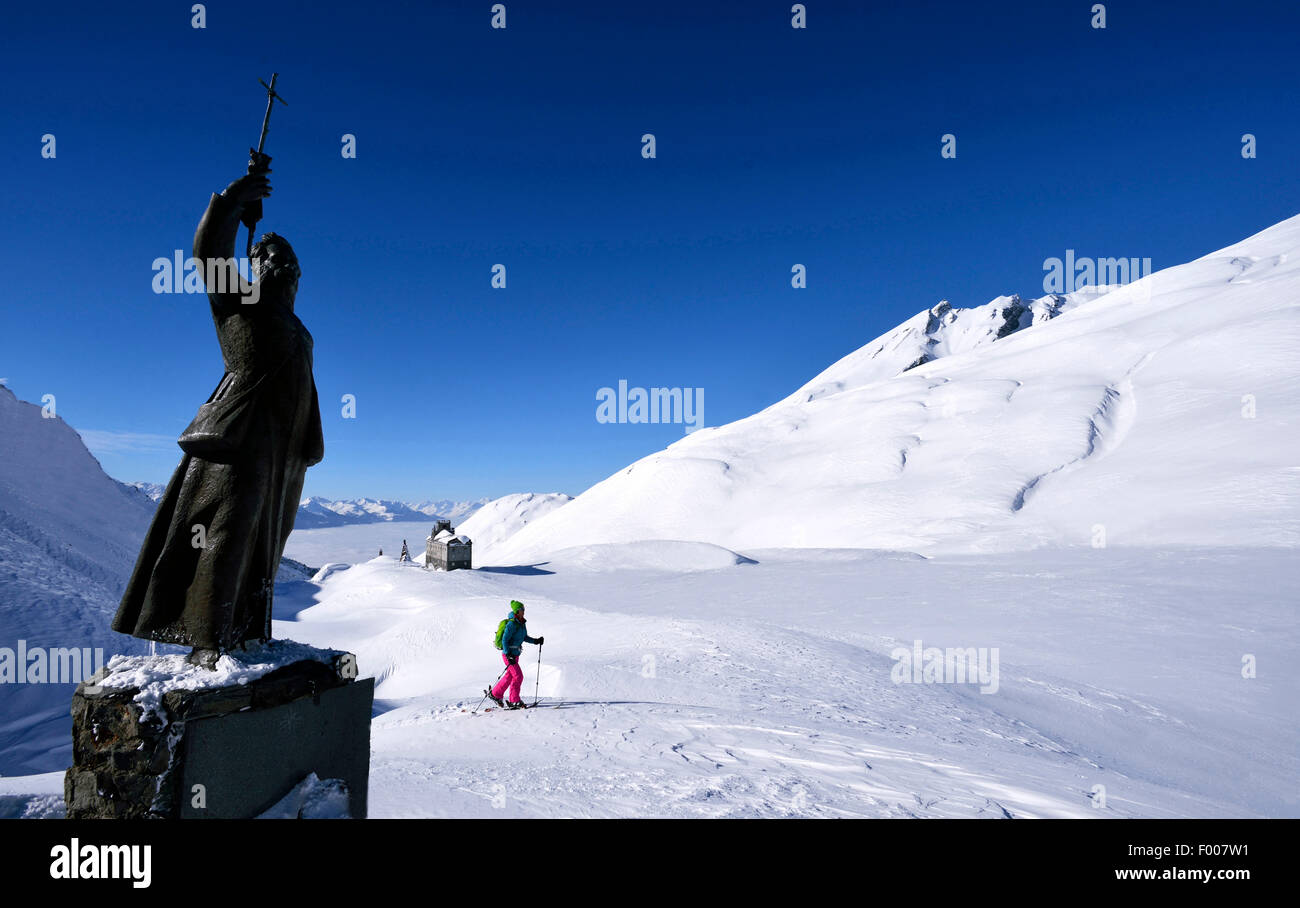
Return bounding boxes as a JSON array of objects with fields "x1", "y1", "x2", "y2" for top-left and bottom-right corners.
[{"x1": 193, "y1": 172, "x2": 273, "y2": 312}]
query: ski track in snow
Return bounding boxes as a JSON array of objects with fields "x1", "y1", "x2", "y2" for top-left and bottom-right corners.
[{"x1": 1011, "y1": 353, "x2": 1151, "y2": 513}]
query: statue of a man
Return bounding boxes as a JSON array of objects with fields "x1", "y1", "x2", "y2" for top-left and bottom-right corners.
[{"x1": 113, "y1": 170, "x2": 324, "y2": 663}]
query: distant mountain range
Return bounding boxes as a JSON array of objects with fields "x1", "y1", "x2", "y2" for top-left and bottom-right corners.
[
  {"x1": 294, "y1": 497, "x2": 489, "y2": 529},
  {"x1": 123, "y1": 483, "x2": 487, "y2": 530}
]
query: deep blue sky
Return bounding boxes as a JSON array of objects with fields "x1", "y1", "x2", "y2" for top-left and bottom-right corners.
[{"x1": 2, "y1": 0, "x2": 1297, "y2": 500}]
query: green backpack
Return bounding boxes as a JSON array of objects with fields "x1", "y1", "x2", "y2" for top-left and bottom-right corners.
[
  {"x1": 493, "y1": 618, "x2": 512, "y2": 651},
  {"x1": 494, "y1": 601, "x2": 526, "y2": 650}
]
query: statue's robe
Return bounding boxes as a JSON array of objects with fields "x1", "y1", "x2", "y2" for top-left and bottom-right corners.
[{"x1": 113, "y1": 192, "x2": 323, "y2": 650}]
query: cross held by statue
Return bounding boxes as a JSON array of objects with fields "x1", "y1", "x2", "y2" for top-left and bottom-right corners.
[
  {"x1": 243, "y1": 72, "x2": 287, "y2": 257},
  {"x1": 250, "y1": 72, "x2": 287, "y2": 174}
]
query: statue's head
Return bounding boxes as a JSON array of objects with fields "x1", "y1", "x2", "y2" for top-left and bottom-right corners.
[{"x1": 250, "y1": 232, "x2": 300, "y2": 300}]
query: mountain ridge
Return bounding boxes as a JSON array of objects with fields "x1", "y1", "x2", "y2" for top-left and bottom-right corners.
[{"x1": 489, "y1": 213, "x2": 1300, "y2": 563}]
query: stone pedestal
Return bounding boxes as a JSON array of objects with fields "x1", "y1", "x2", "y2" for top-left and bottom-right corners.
[{"x1": 65, "y1": 652, "x2": 373, "y2": 819}]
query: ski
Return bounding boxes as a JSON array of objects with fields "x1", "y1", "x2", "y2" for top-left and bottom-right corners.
[
  {"x1": 465, "y1": 691, "x2": 532, "y2": 715},
  {"x1": 466, "y1": 705, "x2": 528, "y2": 714}
]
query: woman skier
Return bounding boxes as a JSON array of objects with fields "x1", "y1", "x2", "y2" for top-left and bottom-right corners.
[{"x1": 487, "y1": 600, "x2": 544, "y2": 709}]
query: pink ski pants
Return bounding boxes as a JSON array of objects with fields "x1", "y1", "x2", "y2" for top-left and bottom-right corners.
[{"x1": 491, "y1": 653, "x2": 524, "y2": 704}]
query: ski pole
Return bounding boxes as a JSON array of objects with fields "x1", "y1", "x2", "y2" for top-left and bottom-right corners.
[
  {"x1": 472, "y1": 665, "x2": 509, "y2": 715},
  {"x1": 533, "y1": 642, "x2": 542, "y2": 707}
]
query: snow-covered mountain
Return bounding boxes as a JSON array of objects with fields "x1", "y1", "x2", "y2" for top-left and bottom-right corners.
[
  {"x1": 0, "y1": 385, "x2": 156, "y2": 774},
  {"x1": 452, "y1": 492, "x2": 573, "y2": 557},
  {"x1": 123, "y1": 480, "x2": 165, "y2": 502},
  {"x1": 490, "y1": 215, "x2": 1300, "y2": 564},
  {"x1": 791, "y1": 289, "x2": 1105, "y2": 403},
  {"x1": 292, "y1": 496, "x2": 488, "y2": 529},
  {"x1": 410, "y1": 499, "x2": 486, "y2": 521}
]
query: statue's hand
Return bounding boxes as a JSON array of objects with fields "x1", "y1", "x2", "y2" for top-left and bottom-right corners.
[{"x1": 222, "y1": 172, "x2": 272, "y2": 205}]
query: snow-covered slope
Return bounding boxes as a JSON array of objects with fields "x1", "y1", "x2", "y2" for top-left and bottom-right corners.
[
  {"x1": 0, "y1": 385, "x2": 155, "y2": 773},
  {"x1": 491, "y1": 217, "x2": 1300, "y2": 563},
  {"x1": 452, "y1": 492, "x2": 573, "y2": 558}
]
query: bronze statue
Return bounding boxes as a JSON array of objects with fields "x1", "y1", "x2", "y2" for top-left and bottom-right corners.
[{"x1": 113, "y1": 148, "x2": 323, "y2": 663}]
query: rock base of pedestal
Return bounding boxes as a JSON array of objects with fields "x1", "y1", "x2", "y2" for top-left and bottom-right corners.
[{"x1": 65, "y1": 649, "x2": 373, "y2": 819}]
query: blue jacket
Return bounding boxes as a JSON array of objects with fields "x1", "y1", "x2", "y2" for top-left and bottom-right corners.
[{"x1": 500, "y1": 613, "x2": 539, "y2": 658}]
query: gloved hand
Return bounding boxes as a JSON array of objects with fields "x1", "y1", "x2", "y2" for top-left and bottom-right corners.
[
  {"x1": 536, "y1": 636, "x2": 545, "y2": 646},
  {"x1": 506, "y1": 655, "x2": 518, "y2": 665}
]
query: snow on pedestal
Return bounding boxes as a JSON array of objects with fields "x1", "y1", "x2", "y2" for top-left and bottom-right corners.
[{"x1": 65, "y1": 639, "x2": 372, "y2": 819}]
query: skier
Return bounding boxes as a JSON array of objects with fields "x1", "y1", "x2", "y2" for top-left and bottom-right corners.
[{"x1": 486, "y1": 600, "x2": 544, "y2": 709}]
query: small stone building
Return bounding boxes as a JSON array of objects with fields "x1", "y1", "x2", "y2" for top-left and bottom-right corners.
[{"x1": 426, "y1": 522, "x2": 472, "y2": 571}]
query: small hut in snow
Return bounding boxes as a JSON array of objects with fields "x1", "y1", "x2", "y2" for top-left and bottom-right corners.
[{"x1": 426, "y1": 521, "x2": 472, "y2": 571}]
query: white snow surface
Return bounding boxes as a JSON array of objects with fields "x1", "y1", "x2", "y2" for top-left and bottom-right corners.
[
  {"x1": 0, "y1": 771, "x2": 65, "y2": 818},
  {"x1": 544, "y1": 540, "x2": 757, "y2": 572},
  {"x1": 490, "y1": 216, "x2": 1300, "y2": 563},
  {"x1": 259, "y1": 546, "x2": 1297, "y2": 818}
]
